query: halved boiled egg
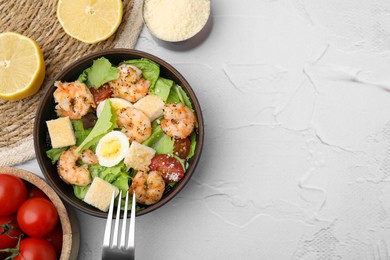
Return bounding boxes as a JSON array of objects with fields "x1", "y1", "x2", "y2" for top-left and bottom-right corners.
[
  {"x1": 95, "y1": 131, "x2": 129, "y2": 167},
  {"x1": 96, "y1": 98, "x2": 133, "y2": 118}
]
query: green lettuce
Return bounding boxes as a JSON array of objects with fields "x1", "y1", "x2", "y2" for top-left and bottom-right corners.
[
  {"x1": 89, "y1": 161, "x2": 130, "y2": 194},
  {"x1": 142, "y1": 121, "x2": 164, "y2": 147},
  {"x1": 152, "y1": 77, "x2": 174, "y2": 102},
  {"x1": 72, "y1": 162, "x2": 130, "y2": 200},
  {"x1": 72, "y1": 120, "x2": 92, "y2": 146},
  {"x1": 187, "y1": 131, "x2": 197, "y2": 159},
  {"x1": 78, "y1": 57, "x2": 119, "y2": 88},
  {"x1": 46, "y1": 147, "x2": 67, "y2": 164},
  {"x1": 123, "y1": 58, "x2": 160, "y2": 88},
  {"x1": 142, "y1": 121, "x2": 174, "y2": 154},
  {"x1": 166, "y1": 84, "x2": 193, "y2": 109},
  {"x1": 112, "y1": 174, "x2": 131, "y2": 194},
  {"x1": 152, "y1": 135, "x2": 174, "y2": 155},
  {"x1": 73, "y1": 185, "x2": 90, "y2": 200},
  {"x1": 75, "y1": 100, "x2": 117, "y2": 154},
  {"x1": 176, "y1": 156, "x2": 187, "y2": 174}
]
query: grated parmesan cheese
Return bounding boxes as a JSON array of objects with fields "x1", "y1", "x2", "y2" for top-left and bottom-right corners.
[{"x1": 143, "y1": 0, "x2": 211, "y2": 42}]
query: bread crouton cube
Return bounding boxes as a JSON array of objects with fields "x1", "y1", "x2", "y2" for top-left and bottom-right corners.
[
  {"x1": 46, "y1": 117, "x2": 76, "y2": 148},
  {"x1": 134, "y1": 94, "x2": 164, "y2": 121},
  {"x1": 124, "y1": 141, "x2": 156, "y2": 171},
  {"x1": 83, "y1": 177, "x2": 119, "y2": 212}
]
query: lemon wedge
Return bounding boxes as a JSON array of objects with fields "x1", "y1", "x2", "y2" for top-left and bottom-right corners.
[
  {"x1": 0, "y1": 32, "x2": 45, "y2": 101},
  {"x1": 57, "y1": 0, "x2": 123, "y2": 44}
]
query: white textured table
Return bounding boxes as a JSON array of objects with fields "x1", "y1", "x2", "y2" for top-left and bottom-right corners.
[{"x1": 17, "y1": 0, "x2": 390, "y2": 259}]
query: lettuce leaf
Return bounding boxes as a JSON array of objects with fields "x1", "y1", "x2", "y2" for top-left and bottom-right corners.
[
  {"x1": 73, "y1": 162, "x2": 130, "y2": 200},
  {"x1": 153, "y1": 135, "x2": 174, "y2": 154},
  {"x1": 187, "y1": 131, "x2": 197, "y2": 159},
  {"x1": 166, "y1": 85, "x2": 193, "y2": 109},
  {"x1": 152, "y1": 77, "x2": 174, "y2": 102},
  {"x1": 73, "y1": 185, "x2": 90, "y2": 200},
  {"x1": 75, "y1": 100, "x2": 117, "y2": 154},
  {"x1": 88, "y1": 161, "x2": 130, "y2": 194},
  {"x1": 142, "y1": 121, "x2": 174, "y2": 154},
  {"x1": 78, "y1": 57, "x2": 119, "y2": 89},
  {"x1": 174, "y1": 155, "x2": 186, "y2": 171},
  {"x1": 72, "y1": 120, "x2": 92, "y2": 146},
  {"x1": 112, "y1": 174, "x2": 131, "y2": 195},
  {"x1": 142, "y1": 121, "x2": 164, "y2": 147},
  {"x1": 46, "y1": 147, "x2": 67, "y2": 164},
  {"x1": 123, "y1": 58, "x2": 160, "y2": 88}
]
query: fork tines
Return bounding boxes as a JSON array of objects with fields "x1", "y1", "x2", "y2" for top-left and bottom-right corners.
[{"x1": 102, "y1": 190, "x2": 136, "y2": 260}]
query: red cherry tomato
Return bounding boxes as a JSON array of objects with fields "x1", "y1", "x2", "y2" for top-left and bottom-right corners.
[
  {"x1": 90, "y1": 84, "x2": 112, "y2": 105},
  {"x1": 27, "y1": 185, "x2": 49, "y2": 200},
  {"x1": 173, "y1": 137, "x2": 191, "y2": 159},
  {"x1": 15, "y1": 237, "x2": 57, "y2": 260},
  {"x1": 17, "y1": 198, "x2": 58, "y2": 237},
  {"x1": 149, "y1": 154, "x2": 185, "y2": 182},
  {"x1": 0, "y1": 174, "x2": 27, "y2": 216},
  {"x1": 45, "y1": 223, "x2": 63, "y2": 257},
  {"x1": 0, "y1": 215, "x2": 23, "y2": 249}
]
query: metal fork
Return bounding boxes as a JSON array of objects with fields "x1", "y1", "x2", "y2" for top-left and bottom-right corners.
[{"x1": 102, "y1": 190, "x2": 136, "y2": 260}]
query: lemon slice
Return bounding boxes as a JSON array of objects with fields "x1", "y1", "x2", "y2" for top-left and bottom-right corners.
[
  {"x1": 0, "y1": 32, "x2": 45, "y2": 101},
  {"x1": 57, "y1": 0, "x2": 123, "y2": 44}
]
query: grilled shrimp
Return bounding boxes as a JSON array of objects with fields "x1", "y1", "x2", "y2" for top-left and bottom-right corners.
[
  {"x1": 57, "y1": 146, "x2": 98, "y2": 186},
  {"x1": 117, "y1": 107, "x2": 152, "y2": 143},
  {"x1": 53, "y1": 81, "x2": 95, "y2": 120},
  {"x1": 161, "y1": 103, "x2": 195, "y2": 139},
  {"x1": 109, "y1": 64, "x2": 151, "y2": 103},
  {"x1": 130, "y1": 171, "x2": 165, "y2": 205}
]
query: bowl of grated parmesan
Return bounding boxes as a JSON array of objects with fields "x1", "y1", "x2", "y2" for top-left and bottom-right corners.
[{"x1": 143, "y1": 0, "x2": 211, "y2": 45}]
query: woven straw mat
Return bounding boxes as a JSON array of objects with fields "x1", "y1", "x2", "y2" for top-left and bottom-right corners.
[{"x1": 0, "y1": 0, "x2": 145, "y2": 166}]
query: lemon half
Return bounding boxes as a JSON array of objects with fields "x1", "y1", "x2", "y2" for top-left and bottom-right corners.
[
  {"x1": 0, "y1": 32, "x2": 45, "y2": 101},
  {"x1": 57, "y1": 0, "x2": 123, "y2": 44}
]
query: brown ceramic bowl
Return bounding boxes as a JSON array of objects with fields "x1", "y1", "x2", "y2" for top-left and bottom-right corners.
[
  {"x1": 34, "y1": 49, "x2": 204, "y2": 218},
  {"x1": 0, "y1": 167, "x2": 80, "y2": 260}
]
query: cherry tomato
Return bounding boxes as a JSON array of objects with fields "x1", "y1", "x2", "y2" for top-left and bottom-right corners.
[
  {"x1": 45, "y1": 223, "x2": 63, "y2": 257},
  {"x1": 15, "y1": 237, "x2": 57, "y2": 260},
  {"x1": 173, "y1": 137, "x2": 191, "y2": 159},
  {"x1": 149, "y1": 154, "x2": 185, "y2": 182},
  {"x1": 17, "y1": 198, "x2": 58, "y2": 237},
  {"x1": 27, "y1": 185, "x2": 49, "y2": 200},
  {"x1": 90, "y1": 84, "x2": 112, "y2": 105},
  {"x1": 0, "y1": 174, "x2": 27, "y2": 216},
  {"x1": 0, "y1": 215, "x2": 23, "y2": 249}
]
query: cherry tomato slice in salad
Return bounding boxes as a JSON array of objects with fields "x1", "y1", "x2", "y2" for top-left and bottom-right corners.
[
  {"x1": 149, "y1": 154, "x2": 185, "y2": 183},
  {"x1": 17, "y1": 197, "x2": 58, "y2": 237},
  {"x1": 89, "y1": 84, "x2": 112, "y2": 105},
  {"x1": 173, "y1": 137, "x2": 191, "y2": 159},
  {"x1": 0, "y1": 174, "x2": 27, "y2": 216},
  {"x1": 15, "y1": 237, "x2": 57, "y2": 260},
  {"x1": 0, "y1": 215, "x2": 23, "y2": 249}
]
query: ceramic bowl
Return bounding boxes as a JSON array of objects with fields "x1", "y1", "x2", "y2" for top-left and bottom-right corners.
[
  {"x1": 34, "y1": 49, "x2": 204, "y2": 218},
  {"x1": 142, "y1": 0, "x2": 212, "y2": 50},
  {"x1": 0, "y1": 167, "x2": 80, "y2": 260}
]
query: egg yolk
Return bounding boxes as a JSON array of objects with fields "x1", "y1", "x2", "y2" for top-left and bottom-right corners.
[
  {"x1": 112, "y1": 102, "x2": 127, "y2": 114},
  {"x1": 100, "y1": 137, "x2": 121, "y2": 159}
]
